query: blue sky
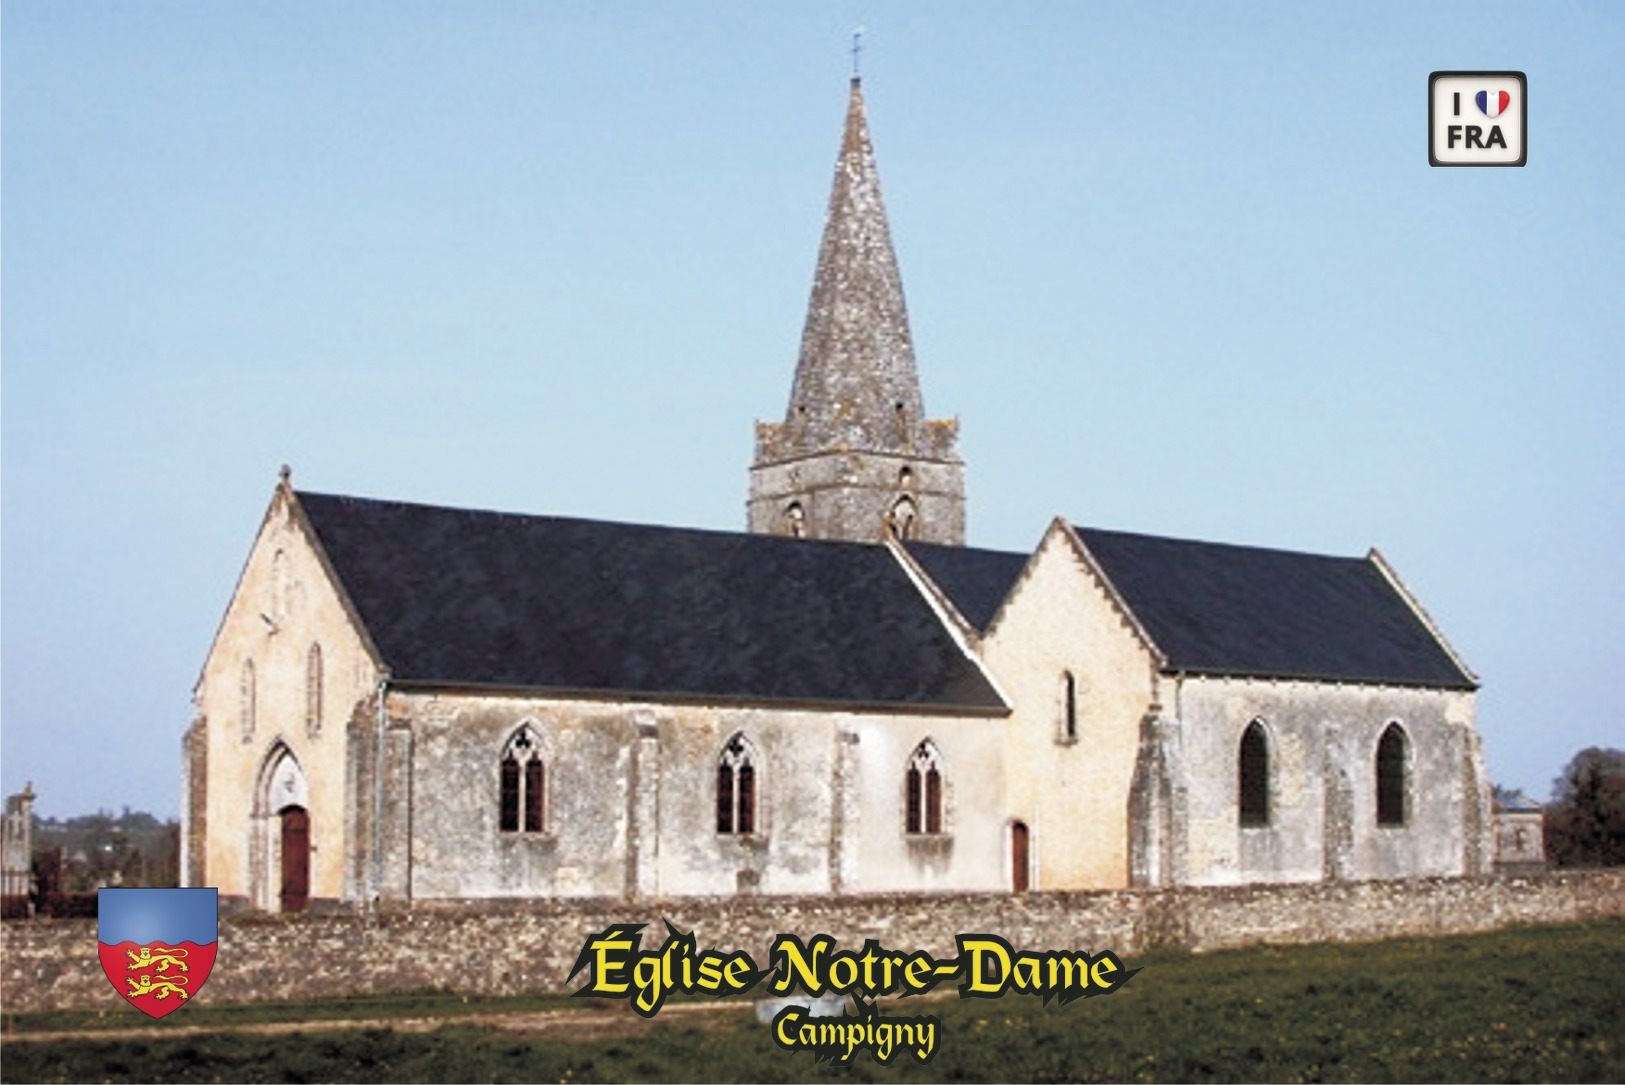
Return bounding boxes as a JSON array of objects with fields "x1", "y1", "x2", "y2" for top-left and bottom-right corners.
[{"x1": 3, "y1": 2, "x2": 1620, "y2": 819}]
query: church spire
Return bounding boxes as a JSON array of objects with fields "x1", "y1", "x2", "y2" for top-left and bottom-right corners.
[
  {"x1": 782, "y1": 77, "x2": 925, "y2": 458},
  {"x1": 749, "y1": 77, "x2": 965, "y2": 546}
]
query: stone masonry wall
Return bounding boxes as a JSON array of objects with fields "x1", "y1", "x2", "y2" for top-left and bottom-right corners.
[
  {"x1": 197, "y1": 482, "x2": 381, "y2": 906},
  {"x1": 3, "y1": 871, "x2": 1619, "y2": 1012},
  {"x1": 983, "y1": 523, "x2": 1158, "y2": 891}
]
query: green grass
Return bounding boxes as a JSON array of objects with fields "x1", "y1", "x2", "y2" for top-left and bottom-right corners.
[
  {"x1": 1, "y1": 989, "x2": 589, "y2": 1036},
  {"x1": 4, "y1": 919, "x2": 1621, "y2": 1083}
]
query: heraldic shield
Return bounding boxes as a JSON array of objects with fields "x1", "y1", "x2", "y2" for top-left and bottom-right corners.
[{"x1": 97, "y1": 888, "x2": 218, "y2": 1018}]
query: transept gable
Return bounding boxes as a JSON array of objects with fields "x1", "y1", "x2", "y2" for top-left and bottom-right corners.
[{"x1": 980, "y1": 519, "x2": 1166, "y2": 669}]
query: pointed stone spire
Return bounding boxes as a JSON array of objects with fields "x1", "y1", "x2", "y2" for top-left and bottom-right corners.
[
  {"x1": 749, "y1": 78, "x2": 965, "y2": 545},
  {"x1": 782, "y1": 78, "x2": 926, "y2": 456}
]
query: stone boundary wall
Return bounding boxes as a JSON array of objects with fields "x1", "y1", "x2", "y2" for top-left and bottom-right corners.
[{"x1": 3, "y1": 871, "x2": 1620, "y2": 1013}]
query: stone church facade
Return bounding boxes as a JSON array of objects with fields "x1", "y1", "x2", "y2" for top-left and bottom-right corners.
[{"x1": 184, "y1": 79, "x2": 1492, "y2": 912}]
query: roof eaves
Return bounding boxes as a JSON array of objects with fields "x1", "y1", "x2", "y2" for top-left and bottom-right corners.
[
  {"x1": 384, "y1": 676, "x2": 1011, "y2": 717},
  {"x1": 1160, "y1": 664, "x2": 1478, "y2": 692}
]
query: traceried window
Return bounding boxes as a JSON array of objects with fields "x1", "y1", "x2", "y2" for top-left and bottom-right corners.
[
  {"x1": 239, "y1": 660, "x2": 256, "y2": 743},
  {"x1": 305, "y1": 643, "x2": 323, "y2": 738},
  {"x1": 905, "y1": 740, "x2": 945, "y2": 834},
  {"x1": 1060, "y1": 671, "x2": 1079, "y2": 743},
  {"x1": 1239, "y1": 720, "x2": 1270, "y2": 827},
  {"x1": 499, "y1": 724, "x2": 545, "y2": 834},
  {"x1": 716, "y1": 733, "x2": 757, "y2": 834},
  {"x1": 1376, "y1": 723, "x2": 1408, "y2": 827}
]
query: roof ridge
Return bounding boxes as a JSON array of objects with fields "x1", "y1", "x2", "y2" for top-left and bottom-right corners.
[
  {"x1": 297, "y1": 489, "x2": 908, "y2": 553},
  {"x1": 904, "y1": 539, "x2": 1028, "y2": 560},
  {"x1": 1073, "y1": 522, "x2": 1364, "y2": 563}
]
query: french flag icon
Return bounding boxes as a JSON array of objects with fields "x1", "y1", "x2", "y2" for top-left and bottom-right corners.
[{"x1": 1476, "y1": 90, "x2": 1510, "y2": 118}]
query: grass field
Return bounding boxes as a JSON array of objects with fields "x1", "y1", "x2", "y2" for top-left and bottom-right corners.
[{"x1": 3, "y1": 918, "x2": 1621, "y2": 1083}]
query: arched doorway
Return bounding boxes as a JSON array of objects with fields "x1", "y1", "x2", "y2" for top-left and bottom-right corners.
[
  {"x1": 1011, "y1": 821, "x2": 1030, "y2": 892},
  {"x1": 280, "y1": 806, "x2": 310, "y2": 913},
  {"x1": 254, "y1": 743, "x2": 311, "y2": 913}
]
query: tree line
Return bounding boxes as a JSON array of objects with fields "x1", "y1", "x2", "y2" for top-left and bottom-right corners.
[{"x1": 1540, "y1": 747, "x2": 1624, "y2": 868}]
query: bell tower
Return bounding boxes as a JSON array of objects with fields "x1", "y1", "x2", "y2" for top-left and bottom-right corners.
[{"x1": 748, "y1": 78, "x2": 965, "y2": 545}]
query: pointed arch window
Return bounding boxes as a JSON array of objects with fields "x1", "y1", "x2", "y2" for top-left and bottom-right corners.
[
  {"x1": 305, "y1": 642, "x2": 324, "y2": 738},
  {"x1": 1059, "y1": 671, "x2": 1079, "y2": 744},
  {"x1": 239, "y1": 660, "x2": 256, "y2": 743},
  {"x1": 716, "y1": 733, "x2": 756, "y2": 834},
  {"x1": 1376, "y1": 723, "x2": 1408, "y2": 826},
  {"x1": 1239, "y1": 720, "x2": 1270, "y2": 827},
  {"x1": 906, "y1": 740, "x2": 945, "y2": 835},
  {"x1": 499, "y1": 725, "x2": 545, "y2": 834}
]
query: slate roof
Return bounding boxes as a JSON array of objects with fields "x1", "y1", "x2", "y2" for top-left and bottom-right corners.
[
  {"x1": 904, "y1": 541, "x2": 1029, "y2": 632},
  {"x1": 296, "y1": 491, "x2": 1004, "y2": 711},
  {"x1": 1074, "y1": 526, "x2": 1476, "y2": 690}
]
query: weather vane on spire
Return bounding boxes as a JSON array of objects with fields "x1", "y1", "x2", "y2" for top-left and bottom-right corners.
[{"x1": 852, "y1": 26, "x2": 864, "y2": 79}]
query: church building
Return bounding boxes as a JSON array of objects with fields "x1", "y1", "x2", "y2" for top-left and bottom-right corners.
[{"x1": 184, "y1": 79, "x2": 1492, "y2": 913}]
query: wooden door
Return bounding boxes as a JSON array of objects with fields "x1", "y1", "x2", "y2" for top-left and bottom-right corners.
[
  {"x1": 1011, "y1": 821, "x2": 1030, "y2": 893},
  {"x1": 280, "y1": 806, "x2": 310, "y2": 913}
]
